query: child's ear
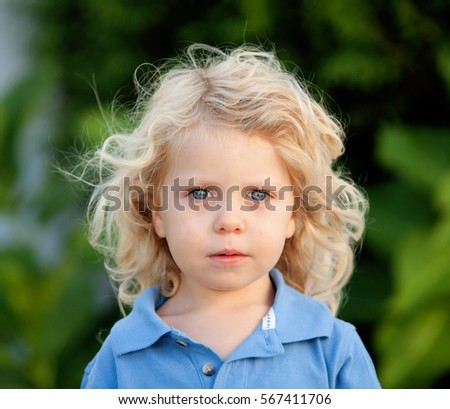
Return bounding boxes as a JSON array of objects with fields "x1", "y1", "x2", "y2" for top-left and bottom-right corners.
[
  {"x1": 286, "y1": 212, "x2": 300, "y2": 239},
  {"x1": 151, "y1": 210, "x2": 166, "y2": 238},
  {"x1": 286, "y1": 217, "x2": 296, "y2": 239}
]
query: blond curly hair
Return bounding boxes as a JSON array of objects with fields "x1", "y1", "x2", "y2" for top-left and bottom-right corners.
[{"x1": 87, "y1": 44, "x2": 367, "y2": 315}]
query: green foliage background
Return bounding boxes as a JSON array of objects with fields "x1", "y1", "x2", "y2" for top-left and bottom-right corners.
[{"x1": 1, "y1": 0, "x2": 449, "y2": 388}]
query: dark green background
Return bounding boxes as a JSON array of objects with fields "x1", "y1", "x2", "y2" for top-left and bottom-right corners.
[{"x1": 1, "y1": 0, "x2": 450, "y2": 388}]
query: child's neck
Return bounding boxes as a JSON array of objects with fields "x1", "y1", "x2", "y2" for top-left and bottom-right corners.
[
  {"x1": 164, "y1": 273, "x2": 275, "y2": 313},
  {"x1": 156, "y1": 273, "x2": 275, "y2": 360}
]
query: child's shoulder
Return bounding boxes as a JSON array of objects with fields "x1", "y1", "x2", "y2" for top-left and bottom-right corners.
[
  {"x1": 105, "y1": 286, "x2": 170, "y2": 355},
  {"x1": 271, "y1": 268, "x2": 357, "y2": 344}
]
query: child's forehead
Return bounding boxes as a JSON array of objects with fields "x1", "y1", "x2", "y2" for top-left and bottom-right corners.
[
  {"x1": 163, "y1": 126, "x2": 292, "y2": 184},
  {"x1": 170, "y1": 124, "x2": 272, "y2": 153},
  {"x1": 166, "y1": 127, "x2": 273, "y2": 170},
  {"x1": 178, "y1": 123, "x2": 244, "y2": 142}
]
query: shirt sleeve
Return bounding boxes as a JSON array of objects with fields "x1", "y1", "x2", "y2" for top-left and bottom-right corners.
[
  {"x1": 81, "y1": 336, "x2": 118, "y2": 389},
  {"x1": 334, "y1": 327, "x2": 381, "y2": 388}
]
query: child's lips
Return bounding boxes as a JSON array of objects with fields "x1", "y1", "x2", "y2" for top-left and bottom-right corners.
[{"x1": 208, "y1": 249, "x2": 248, "y2": 264}]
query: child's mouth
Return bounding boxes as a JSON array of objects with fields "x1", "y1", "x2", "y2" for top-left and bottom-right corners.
[{"x1": 208, "y1": 249, "x2": 247, "y2": 264}]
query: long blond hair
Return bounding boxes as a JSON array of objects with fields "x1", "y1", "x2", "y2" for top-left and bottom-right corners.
[{"x1": 87, "y1": 44, "x2": 367, "y2": 315}]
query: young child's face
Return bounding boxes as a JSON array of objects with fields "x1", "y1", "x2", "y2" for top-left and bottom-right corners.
[{"x1": 152, "y1": 129, "x2": 296, "y2": 293}]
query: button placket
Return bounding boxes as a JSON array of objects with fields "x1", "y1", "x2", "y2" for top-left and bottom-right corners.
[{"x1": 169, "y1": 332, "x2": 221, "y2": 386}]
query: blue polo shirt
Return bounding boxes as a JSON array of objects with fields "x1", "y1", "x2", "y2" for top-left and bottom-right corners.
[{"x1": 81, "y1": 269, "x2": 381, "y2": 388}]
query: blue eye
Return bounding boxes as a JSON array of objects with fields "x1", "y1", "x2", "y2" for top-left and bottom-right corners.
[
  {"x1": 189, "y1": 189, "x2": 210, "y2": 200},
  {"x1": 249, "y1": 190, "x2": 269, "y2": 201}
]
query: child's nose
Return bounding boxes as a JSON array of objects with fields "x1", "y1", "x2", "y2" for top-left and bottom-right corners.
[{"x1": 213, "y1": 191, "x2": 245, "y2": 234}]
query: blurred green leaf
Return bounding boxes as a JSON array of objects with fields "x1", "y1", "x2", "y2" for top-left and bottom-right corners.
[
  {"x1": 0, "y1": 72, "x2": 53, "y2": 193},
  {"x1": 373, "y1": 126, "x2": 450, "y2": 388},
  {"x1": 375, "y1": 219, "x2": 450, "y2": 387},
  {"x1": 0, "y1": 230, "x2": 106, "y2": 388},
  {"x1": 340, "y1": 259, "x2": 391, "y2": 323},
  {"x1": 240, "y1": 0, "x2": 272, "y2": 33},
  {"x1": 376, "y1": 125, "x2": 450, "y2": 192},
  {"x1": 393, "y1": 226, "x2": 450, "y2": 313},
  {"x1": 435, "y1": 171, "x2": 450, "y2": 214},
  {"x1": 365, "y1": 181, "x2": 432, "y2": 259},
  {"x1": 321, "y1": 50, "x2": 400, "y2": 89},
  {"x1": 436, "y1": 44, "x2": 450, "y2": 93},
  {"x1": 377, "y1": 301, "x2": 450, "y2": 388}
]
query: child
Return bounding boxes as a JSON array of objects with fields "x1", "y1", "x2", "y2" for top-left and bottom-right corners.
[{"x1": 81, "y1": 44, "x2": 381, "y2": 388}]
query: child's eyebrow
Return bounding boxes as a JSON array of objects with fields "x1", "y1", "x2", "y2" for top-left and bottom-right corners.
[
  {"x1": 172, "y1": 178, "x2": 217, "y2": 188},
  {"x1": 171, "y1": 177, "x2": 291, "y2": 190}
]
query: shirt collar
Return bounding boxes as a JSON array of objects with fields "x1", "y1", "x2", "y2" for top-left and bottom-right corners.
[
  {"x1": 113, "y1": 287, "x2": 171, "y2": 355},
  {"x1": 269, "y1": 268, "x2": 334, "y2": 343},
  {"x1": 113, "y1": 268, "x2": 334, "y2": 356}
]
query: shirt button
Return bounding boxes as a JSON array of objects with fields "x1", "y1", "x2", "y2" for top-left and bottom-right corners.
[
  {"x1": 175, "y1": 339, "x2": 188, "y2": 347},
  {"x1": 202, "y1": 363, "x2": 216, "y2": 376}
]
